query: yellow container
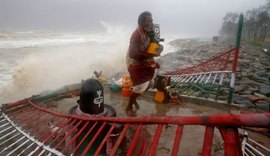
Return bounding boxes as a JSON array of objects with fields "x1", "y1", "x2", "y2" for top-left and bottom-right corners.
[
  {"x1": 154, "y1": 91, "x2": 165, "y2": 103},
  {"x1": 146, "y1": 43, "x2": 159, "y2": 55}
]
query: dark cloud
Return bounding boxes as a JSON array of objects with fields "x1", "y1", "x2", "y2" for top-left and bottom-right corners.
[{"x1": 0, "y1": 0, "x2": 266, "y2": 37}]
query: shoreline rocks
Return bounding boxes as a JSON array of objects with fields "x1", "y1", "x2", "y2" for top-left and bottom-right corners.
[{"x1": 157, "y1": 39, "x2": 270, "y2": 112}]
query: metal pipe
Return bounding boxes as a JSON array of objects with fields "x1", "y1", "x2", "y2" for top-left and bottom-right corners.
[
  {"x1": 205, "y1": 73, "x2": 212, "y2": 84},
  {"x1": 222, "y1": 127, "x2": 241, "y2": 156},
  {"x1": 0, "y1": 125, "x2": 12, "y2": 134},
  {"x1": 2, "y1": 113, "x2": 63, "y2": 156},
  {"x1": 212, "y1": 73, "x2": 218, "y2": 84},
  {"x1": 61, "y1": 121, "x2": 90, "y2": 153},
  {"x1": 30, "y1": 118, "x2": 71, "y2": 155},
  {"x1": 245, "y1": 147, "x2": 256, "y2": 156},
  {"x1": 23, "y1": 102, "x2": 270, "y2": 127},
  {"x1": 171, "y1": 125, "x2": 183, "y2": 156},
  {"x1": 201, "y1": 126, "x2": 214, "y2": 156},
  {"x1": 6, "y1": 138, "x2": 30, "y2": 156},
  {"x1": 246, "y1": 143, "x2": 265, "y2": 156},
  {"x1": 72, "y1": 122, "x2": 98, "y2": 154},
  {"x1": 0, "y1": 136, "x2": 26, "y2": 154},
  {"x1": 39, "y1": 118, "x2": 72, "y2": 142},
  {"x1": 110, "y1": 124, "x2": 130, "y2": 156},
  {"x1": 7, "y1": 106, "x2": 35, "y2": 118},
  {"x1": 248, "y1": 138, "x2": 270, "y2": 152},
  {"x1": 0, "y1": 132, "x2": 21, "y2": 146},
  {"x1": 126, "y1": 124, "x2": 143, "y2": 155},
  {"x1": 0, "y1": 122, "x2": 9, "y2": 128},
  {"x1": 30, "y1": 117, "x2": 54, "y2": 138},
  {"x1": 94, "y1": 123, "x2": 116, "y2": 156},
  {"x1": 54, "y1": 120, "x2": 83, "y2": 150},
  {"x1": 46, "y1": 119, "x2": 77, "y2": 146},
  {"x1": 81, "y1": 122, "x2": 107, "y2": 156},
  {"x1": 17, "y1": 142, "x2": 35, "y2": 156},
  {"x1": 0, "y1": 129, "x2": 17, "y2": 140},
  {"x1": 148, "y1": 124, "x2": 164, "y2": 156},
  {"x1": 20, "y1": 111, "x2": 47, "y2": 130}
]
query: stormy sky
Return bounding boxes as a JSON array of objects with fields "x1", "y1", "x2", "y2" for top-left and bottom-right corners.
[{"x1": 0, "y1": 0, "x2": 267, "y2": 37}]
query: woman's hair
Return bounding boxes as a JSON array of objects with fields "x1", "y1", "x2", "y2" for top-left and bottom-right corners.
[{"x1": 138, "y1": 11, "x2": 152, "y2": 26}]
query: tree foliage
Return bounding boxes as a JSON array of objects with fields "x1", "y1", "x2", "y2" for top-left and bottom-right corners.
[{"x1": 220, "y1": 1, "x2": 270, "y2": 42}]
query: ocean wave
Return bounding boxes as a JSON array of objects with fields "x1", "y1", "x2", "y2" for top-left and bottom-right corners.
[{"x1": 0, "y1": 32, "x2": 115, "y2": 49}]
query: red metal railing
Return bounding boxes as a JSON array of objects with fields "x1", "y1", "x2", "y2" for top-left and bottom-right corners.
[
  {"x1": 164, "y1": 48, "x2": 235, "y2": 75},
  {"x1": 1, "y1": 98, "x2": 270, "y2": 156}
]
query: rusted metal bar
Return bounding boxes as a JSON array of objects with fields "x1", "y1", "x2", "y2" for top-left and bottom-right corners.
[
  {"x1": 164, "y1": 48, "x2": 235, "y2": 75},
  {"x1": 232, "y1": 14, "x2": 243, "y2": 73},
  {"x1": 22, "y1": 101, "x2": 270, "y2": 127},
  {"x1": 84, "y1": 113, "x2": 269, "y2": 127},
  {"x1": 46, "y1": 119, "x2": 77, "y2": 145},
  {"x1": 30, "y1": 117, "x2": 55, "y2": 138},
  {"x1": 94, "y1": 123, "x2": 116, "y2": 156},
  {"x1": 72, "y1": 122, "x2": 98, "y2": 154},
  {"x1": 54, "y1": 120, "x2": 83, "y2": 150},
  {"x1": 171, "y1": 125, "x2": 183, "y2": 156},
  {"x1": 19, "y1": 111, "x2": 47, "y2": 130},
  {"x1": 138, "y1": 135, "x2": 147, "y2": 156},
  {"x1": 1, "y1": 98, "x2": 30, "y2": 110},
  {"x1": 1, "y1": 112, "x2": 63, "y2": 156},
  {"x1": 81, "y1": 122, "x2": 107, "y2": 156},
  {"x1": 38, "y1": 118, "x2": 72, "y2": 142},
  {"x1": 126, "y1": 124, "x2": 143, "y2": 156},
  {"x1": 29, "y1": 119, "x2": 72, "y2": 155},
  {"x1": 223, "y1": 49, "x2": 232, "y2": 70},
  {"x1": 37, "y1": 118, "x2": 68, "y2": 141},
  {"x1": 32, "y1": 119, "x2": 71, "y2": 155},
  {"x1": 13, "y1": 109, "x2": 39, "y2": 125},
  {"x1": 201, "y1": 126, "x2": 214, "y2": 156},
  {"x1": 8, "y1": 106, "x2": 36, "y2": 119},
  {"x1": 61, "y1": 121, "x2": 90, "y2": 153},
  {"x1": 1, "y1": 97, "x2": 270, "y2": 156},
  {"x1": 148, "y1": 124, "x2": 164, "y2": 156},
  {"x1": 220, "y1": 127, "x2": 242, "y2": 156},
  {"x1": 110, "y1": 124, "x2": 130, "y2": 156}
]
